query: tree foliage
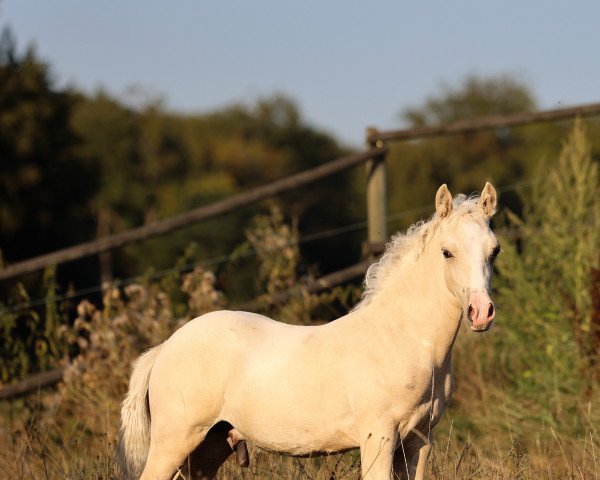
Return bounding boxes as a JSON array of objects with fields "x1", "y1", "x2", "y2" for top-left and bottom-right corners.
[
  {"x1": 0, "y1": 27, "x2": 353, "y2": 292},
  {"x1": 0, "y1": 27, "x2": 97, "y2": 262},
  {"x1": 69, "y1": 93, "x2": 355, "y2": 282},
  {"x1": 404, "y1": 75, "x2": 536, "y2": 126},
  {"x1": 385, "y1": 75, "x2": 599, "y2": 233}
]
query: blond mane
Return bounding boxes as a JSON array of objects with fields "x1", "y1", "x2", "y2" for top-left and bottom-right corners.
[{"x1": 355, "y1": 193, "x2": 484, "y2": 310}]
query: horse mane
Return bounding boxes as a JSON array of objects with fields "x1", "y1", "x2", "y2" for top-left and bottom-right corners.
[{"x1": 354, "y1": 193, "x2": 484, "y2": 310}]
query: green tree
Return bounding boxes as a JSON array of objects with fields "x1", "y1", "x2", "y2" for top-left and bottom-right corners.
[
  {"x1": 404, "y1": 75, "x2": 535, "y2": 126},
  {"x1": 71, "y1": 93, "x2": 355, "y2": 294},
  {"x1": 0, "y1": 27, "x2": 97, "y2": 264},
  {"x1": 386, "y1": 75, "x2": 541, "y2": 228}
]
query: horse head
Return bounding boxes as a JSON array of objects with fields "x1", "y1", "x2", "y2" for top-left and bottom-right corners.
[{"x1": 435, "y1": 182, "x2": 499, "y2": 332}]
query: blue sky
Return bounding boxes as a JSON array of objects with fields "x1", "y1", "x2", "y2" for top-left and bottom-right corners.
[{"x1": 2, "y1": 1, "x2": 599, "y2": 146}]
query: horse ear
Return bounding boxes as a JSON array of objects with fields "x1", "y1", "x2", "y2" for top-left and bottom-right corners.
[
  {"x1": 435, "y1": 184, "x2": 453, "y2": 218},
  {"x1": 478, "y1": 182, "x2": 497, "y2": 218}
]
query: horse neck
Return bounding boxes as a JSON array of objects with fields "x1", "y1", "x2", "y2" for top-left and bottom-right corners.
[{"x1": 361, "y1": 239, "x2": 463, "y2": 367}]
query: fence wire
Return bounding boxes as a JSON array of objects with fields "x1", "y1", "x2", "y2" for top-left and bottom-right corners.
[{"x1": 0, "y1": 178, "x2": 533, "y2": 316}]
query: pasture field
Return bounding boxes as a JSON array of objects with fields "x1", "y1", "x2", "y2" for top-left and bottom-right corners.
[{"x1": 0, "y1": 123, "x2": 598, "y2": 479}]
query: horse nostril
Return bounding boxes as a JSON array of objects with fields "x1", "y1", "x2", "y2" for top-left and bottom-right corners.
[
  {"x1": 488, "y1": 303, "x2": 495, "y2": 318},
  {"x1": 467, "y1": 304, "x2": 475, "y2": 322}
]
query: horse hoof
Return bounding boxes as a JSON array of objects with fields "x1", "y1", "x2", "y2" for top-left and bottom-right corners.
[{"x1": 235, "y1": 440, "x2": 250, "y2": 467}]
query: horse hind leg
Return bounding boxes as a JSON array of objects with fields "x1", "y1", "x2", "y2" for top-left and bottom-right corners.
[
  {"x1": 140, "y1": 415, "x2": 217, "y2": 480},
  {"x1": 140, "y1": 430, "x2": 205, "y2": 480},
  {"x1": 141, "y1": 420, "x2": 249, "y2": 480}
]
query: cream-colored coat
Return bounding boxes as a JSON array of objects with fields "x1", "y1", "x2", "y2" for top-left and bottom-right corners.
[{"x1": 118, "y1": 183, "x2": 499, "y2": 480}]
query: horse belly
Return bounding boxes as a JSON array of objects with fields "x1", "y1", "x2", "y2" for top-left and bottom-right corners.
[
  {"x1": 237, "y1": 415, "x2": 357, "y2": 456},
  {"x1": 222, "y1": 353, "x2": 358, "y2": 454}
]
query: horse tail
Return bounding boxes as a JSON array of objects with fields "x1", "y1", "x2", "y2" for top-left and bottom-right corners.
[{"x1": 117, "y1": 344, "x2": 162, "y2": 479}]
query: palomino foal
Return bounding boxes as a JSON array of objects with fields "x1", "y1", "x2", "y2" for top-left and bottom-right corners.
[{"x1": 118, "y1": 183, "x2": 499, "y2": 480}]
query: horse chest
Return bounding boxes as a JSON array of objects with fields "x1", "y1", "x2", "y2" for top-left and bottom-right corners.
[{"x1": 397, "y1": 368, "x2": 454, "y2": 439}]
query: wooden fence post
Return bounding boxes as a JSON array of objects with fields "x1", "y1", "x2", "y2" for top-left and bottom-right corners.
[{"x1": 365, "y1": 127, "x2": 387, "y2": 256}]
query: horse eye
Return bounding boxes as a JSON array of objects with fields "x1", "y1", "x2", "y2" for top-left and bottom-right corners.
[
  {"x1": 490, "y1": 245, "x2": 501, "y2": 262},
  {"x1": 442, "y1": 249, "x2": 454, "y2": 259}
]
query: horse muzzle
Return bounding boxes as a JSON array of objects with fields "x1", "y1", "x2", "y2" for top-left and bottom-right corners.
[{"x1": 467, "y1": 291, "x2": 495, "y2": 332}]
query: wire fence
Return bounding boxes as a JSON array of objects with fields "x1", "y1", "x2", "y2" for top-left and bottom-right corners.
[
  {"x1": 0, "y1": 178, "x2": 535, "y2": 316},
  {"x1": 2, "y1": 101, "x2": 599, "y2": 283},
  {"x1": 0, "y1": 102, "x2": 599, "y2": 398},
  {"x1": 0, "y1": 148, "x2": 387, "y2": 281}
]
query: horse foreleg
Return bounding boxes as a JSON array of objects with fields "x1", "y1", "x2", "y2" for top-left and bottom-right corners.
[
  {"x1": 392, "y1": 438, "x2": 432, "y2": 480},
  {"x1": 359, "y1": 427, "x2": 397, "y2": 480},
  {"x1": 411, "y1": 441, "x2": 431, "y2": 480}
]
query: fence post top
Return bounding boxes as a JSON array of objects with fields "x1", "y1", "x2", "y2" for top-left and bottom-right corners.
[{"x1": 365, "y1": 126, "x2": 384, "y2": 149}]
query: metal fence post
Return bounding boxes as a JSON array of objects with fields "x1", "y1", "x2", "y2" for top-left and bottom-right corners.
[{"x1": 365, "y1": 127, "x2": 387, "y2": 256}]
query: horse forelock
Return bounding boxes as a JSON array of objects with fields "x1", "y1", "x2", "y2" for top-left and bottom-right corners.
[{"x1": 354, "y1": 193, "x2": 485, "y2": 310}]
